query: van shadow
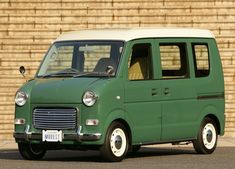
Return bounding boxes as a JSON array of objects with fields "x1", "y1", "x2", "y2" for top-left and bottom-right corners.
[
  {"x1": 0, "y1": 147, "x2": 196, "y2": 162},
  {"x1": 127, "y1": 147, "x2": 196, "y2": 159}
]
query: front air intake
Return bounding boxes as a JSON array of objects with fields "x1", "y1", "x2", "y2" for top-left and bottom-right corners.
[{"x1": 33, "y1": 108, "x2": 77, "y2": 130}]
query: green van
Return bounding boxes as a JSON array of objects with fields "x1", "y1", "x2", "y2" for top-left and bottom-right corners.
[{"x1": 14, "y1": 28, "x2": 225, "y2": 162}]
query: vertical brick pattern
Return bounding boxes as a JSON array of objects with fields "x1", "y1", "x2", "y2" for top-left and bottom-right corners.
[{"x1": 0, "y1": 0, "x2": 235, "y2": 140}]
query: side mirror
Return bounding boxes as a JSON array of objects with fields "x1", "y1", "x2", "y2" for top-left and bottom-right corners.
[
  {"x1": 19, "y1": 66, "x2": 26, "y2": 77},
  {"x1": 106, "y1": 66, "x2": 114, "y2": 76}
]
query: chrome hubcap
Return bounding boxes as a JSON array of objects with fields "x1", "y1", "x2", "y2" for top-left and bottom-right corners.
[
  {"x1": 206, "y1": 130, "x2": 213, "y2": 142},
  {"x1": 114, "y1": 135, "x2": 122, "y2": 149}
]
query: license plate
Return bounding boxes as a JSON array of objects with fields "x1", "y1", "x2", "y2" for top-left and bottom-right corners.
[{"x1": 42, "y1": 130, "x2": 63, "y2": 142}]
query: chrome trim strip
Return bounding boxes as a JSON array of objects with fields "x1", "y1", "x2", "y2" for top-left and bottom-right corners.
[
  {"x1": 13, "y1": 130, "x2": 101, "y2": 142},
  {"x1": 25, "y1": 125, "x2": 31, "y2": 135},
  {"x1": 80, "y1": 133, "x2": 102, "y2": 141}
]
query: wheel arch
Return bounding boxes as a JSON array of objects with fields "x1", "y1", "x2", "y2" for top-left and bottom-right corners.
[
  {"x1": 197, "y1": 105, "x2": 225, "y2": 136},
  {"x1": 111, "y1": 118, "x2": 132, "y2": 147},
  {"x1": 204, "y1": 114, "x2": 221, "y2": 135},
  {"x1": 103, "y1": 109, "x2": 133, "y2": 146}
]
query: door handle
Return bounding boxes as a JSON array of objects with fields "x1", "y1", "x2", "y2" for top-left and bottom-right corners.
[
  {"x1": 151, "y1": 88, "x2": 158, "y2": 96},
  {"x1": 164, "y1": 88, "x2": 170, "y2": 95}
]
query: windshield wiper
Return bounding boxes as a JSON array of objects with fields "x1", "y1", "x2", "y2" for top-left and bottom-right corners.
[
  {"x1": 73, "y1": 72, "x2": 109, "y2": 78},
  {"x1": 39, "y1": 69, "x2": 112, "y2": 79},
  {"x1": 39, "y1": 73, "x2": 73, "y2": 78},
  {"x1": 57, "y1": 68, "x2": 79, "y2": 74},
  {"x1": 39, "y1": 68, "x2": 80, "y2": 78}
]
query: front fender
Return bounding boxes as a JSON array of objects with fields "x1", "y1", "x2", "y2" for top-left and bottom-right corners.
[{"x1": 102, "y1": 108, "x2": 133, "y2": 142}]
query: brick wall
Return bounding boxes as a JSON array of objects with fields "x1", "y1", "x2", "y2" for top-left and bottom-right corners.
[{"x1": 0, "y1": 0, "x2": 235, "y2": 140}]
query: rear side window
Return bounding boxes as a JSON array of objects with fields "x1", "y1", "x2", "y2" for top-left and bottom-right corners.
[
  {"x1": 192, "y1": 44, "x2": 210, "y2": 77},
  {"x1": 159, "y1": 43, "x2": 188, "y2": 79}
]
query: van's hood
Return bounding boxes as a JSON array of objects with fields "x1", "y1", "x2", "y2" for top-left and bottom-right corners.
[{"x1": 30, "y1": 77, "x2": 101, "y2": 104}]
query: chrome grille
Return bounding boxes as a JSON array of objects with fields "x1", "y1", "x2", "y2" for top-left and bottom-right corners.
[{"x1": 33, "y1": 108, "x2": 77, "y2": 130}]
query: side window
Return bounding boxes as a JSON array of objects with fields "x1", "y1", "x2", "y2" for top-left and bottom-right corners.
[
  {"x1": 159, "y1": 43, "x2": 188, "y2": 79},
  {"x1": 128, "y1": 43, "x2": 153, "y2": 80},
  {"x1": 192, "y1": 44, "x2": 210, "y2": 77}
]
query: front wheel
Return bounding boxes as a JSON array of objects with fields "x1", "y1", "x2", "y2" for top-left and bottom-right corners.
[
  {"x1": 193, "y1": 118, "x2": 218, "y2": 154},
  {"x1": 18, "y1": 143, "x2": 46, "y2": 160},
  {"x1": 100, "y1": 122, "x2": 129, "y2": 162}
]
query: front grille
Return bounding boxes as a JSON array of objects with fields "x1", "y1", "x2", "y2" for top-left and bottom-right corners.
[{"x1": 33, "y1": 108, "x2": 77, "y2": 130}]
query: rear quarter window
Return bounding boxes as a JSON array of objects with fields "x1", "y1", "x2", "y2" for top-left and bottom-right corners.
[{"x1": 192, "y1": 44, "x2": 210, "y2": 77}]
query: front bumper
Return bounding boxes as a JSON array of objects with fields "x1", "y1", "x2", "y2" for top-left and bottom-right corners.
[{"x1": 13, "y1": 126, "x2": 101, "y2": 142}]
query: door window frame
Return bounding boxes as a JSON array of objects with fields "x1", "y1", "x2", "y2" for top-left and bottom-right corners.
[
  {"x1": 123, "y1": 39, "x2": 160, "y2": 81},
  {"x1": 154, "y1": 39, "x2": 193, "y2": 80},
  {"x1": 191, "y1": 43, "x2": 210, "y2": 78}
]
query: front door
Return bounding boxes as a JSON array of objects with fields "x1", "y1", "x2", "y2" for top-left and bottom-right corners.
[{"x1": 124, "y1": 39, "x2": 162, "y2": 144}]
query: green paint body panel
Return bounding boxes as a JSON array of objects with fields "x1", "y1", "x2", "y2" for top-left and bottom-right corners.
[{"x1": 14, "y1": 37, "x2": 225, "y2": 148}]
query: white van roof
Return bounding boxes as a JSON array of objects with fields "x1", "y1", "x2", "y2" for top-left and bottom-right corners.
[{"x1": 55, "y1": 28, "x2": 215, "y2": 42}]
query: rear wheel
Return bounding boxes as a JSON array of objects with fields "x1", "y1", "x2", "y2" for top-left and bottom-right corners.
[
  {"x1": 18, "y1": 143, "x2": 46, "y2": 160},
  {"x1": 193, "y1": 118, "x2": 218, "y2": 154},
  {"x1": 100, "y1": 122, "x2": 129, "y2": 162}
]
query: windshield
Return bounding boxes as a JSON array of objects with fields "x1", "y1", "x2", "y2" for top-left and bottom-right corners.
[{"x1": 37, "y1": 41, "x2": 124, "y2": 78}]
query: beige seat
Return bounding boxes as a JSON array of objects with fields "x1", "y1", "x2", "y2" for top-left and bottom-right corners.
[{"x1": 128, "y1": 57, "x2": 147, "y2": 80}]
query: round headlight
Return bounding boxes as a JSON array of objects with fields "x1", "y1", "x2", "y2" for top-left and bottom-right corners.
[
  {"x1": 82, "y1": 91, "x2": 97, "y2": 107},
  {"x1": 15, "y1": 91, "x2": 27, "y2": 106}
]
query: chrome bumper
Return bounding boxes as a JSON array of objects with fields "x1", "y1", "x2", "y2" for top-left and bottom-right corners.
[{"x1": 13, "y1": 125, "x2": 101, "y2": 142}]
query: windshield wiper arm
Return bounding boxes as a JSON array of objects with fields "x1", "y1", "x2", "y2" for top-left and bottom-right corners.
[{"x1": 73, "y1": 72, "x2": 109, "y2": 78}]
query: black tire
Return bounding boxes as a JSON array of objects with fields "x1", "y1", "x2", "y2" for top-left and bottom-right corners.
[
  {"x1": 18, "y1": 143, "x2": 46, "y2": 160},
  {"x1": 100, "y1": 122, "x2": 129, "y2": 162},
  {"x1": 193, "y1": 118, "x2": 218, "y2": 154}
]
